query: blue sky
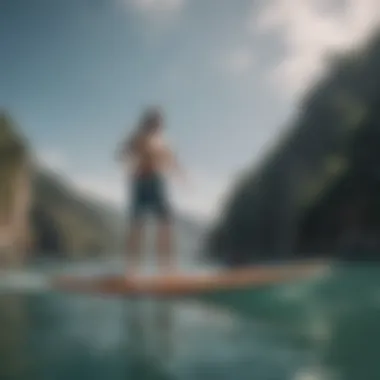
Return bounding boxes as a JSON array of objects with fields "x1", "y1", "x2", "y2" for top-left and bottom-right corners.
[{"x1": 1, "y1": 0, "x2": 379, "y2": 220}]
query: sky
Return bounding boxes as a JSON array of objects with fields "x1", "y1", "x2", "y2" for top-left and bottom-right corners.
[{"x1": 1, "y1": 0, "x2": 380, "y2": 221}]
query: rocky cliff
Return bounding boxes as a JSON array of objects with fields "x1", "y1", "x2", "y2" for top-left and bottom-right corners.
[
  {"x1": 0, "y1": 112, "x2": 121, "y2": 264},
  {"x1": 207, "y1": 30, "x2": 380, "y2": 266}
]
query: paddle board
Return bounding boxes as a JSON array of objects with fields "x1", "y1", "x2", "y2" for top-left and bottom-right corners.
[{"x1": 51, "y1": 262, "x2": 327, "y2": 297}]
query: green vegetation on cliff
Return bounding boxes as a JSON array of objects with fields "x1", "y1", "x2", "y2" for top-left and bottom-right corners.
[{"x1": 207, "y1": 31, "x2": 380, "y2": 266}]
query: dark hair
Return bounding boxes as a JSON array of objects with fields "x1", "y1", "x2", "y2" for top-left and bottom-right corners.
[{"x1": 138, "y1": 107, "x2": 163, "y2": 134}]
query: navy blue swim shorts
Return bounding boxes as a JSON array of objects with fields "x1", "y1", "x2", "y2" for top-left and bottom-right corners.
[{"x1": 129, "y1": 173, "x2": 171, "y2": 221}]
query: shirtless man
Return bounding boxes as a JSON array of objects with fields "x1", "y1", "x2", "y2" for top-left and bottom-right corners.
[{"x1": 117, "y1": 107, "x2": 184, "y2": 277}]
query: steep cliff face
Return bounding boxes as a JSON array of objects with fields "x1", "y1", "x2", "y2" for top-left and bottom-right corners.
[
  {"x1": 0, "y1": 112, "x2": 121, "y2": 263},
  {"x1": 207, "y1": 31, "x2": 380, "y2": 266},
  {"x1": 0, "y1": 112, "x2": 30, "y2": 264}
]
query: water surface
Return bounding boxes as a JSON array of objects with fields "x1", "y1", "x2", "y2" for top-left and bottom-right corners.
[{"x1": 0, "y1": 262, "x2": 379, "y2": 380}]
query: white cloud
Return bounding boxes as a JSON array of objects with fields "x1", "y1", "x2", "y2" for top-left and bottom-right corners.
[
  {"x1": 250, "y1": 0, "x2": 380, "y2": 97},
  {"x1": 222, "y1": 48, "x2": 256, "y2": 76}
]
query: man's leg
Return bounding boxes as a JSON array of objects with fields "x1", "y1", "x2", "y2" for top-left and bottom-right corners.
[
  {"x1": 150, "y1": 174, "x2": 176, "y2": 276},
  {"x1": 126, "y1": 176, "x2": 147, "y2": 278},
  {"x1": 126, "y1": 217, "x2": 144, "y2": 278},
  {"x1": 156, "y1": 219, "x2": 175, "y2": 275}
]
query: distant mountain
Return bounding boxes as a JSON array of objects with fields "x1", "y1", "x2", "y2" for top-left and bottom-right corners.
[{"x1": 30, "y1": 167, "x2": 122, "y2": 258}]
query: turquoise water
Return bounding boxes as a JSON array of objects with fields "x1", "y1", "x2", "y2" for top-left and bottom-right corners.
[{"x1": 0, "y1": 261, "x2": 379, "y2": 380}]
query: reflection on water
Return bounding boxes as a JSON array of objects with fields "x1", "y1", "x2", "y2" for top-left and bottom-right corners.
[
  {"x1": 0, "y1": 264, "x2": 379, "y2": 380},
  {"x1": 0, "y1": 294, "x2": 315, "y2": 380},
  {"x1": 0, "y1": 295, "x2": 29, "y2": 380}
]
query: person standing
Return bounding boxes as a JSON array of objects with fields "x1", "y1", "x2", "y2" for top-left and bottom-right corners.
[{"x1": 117, "y1": 107, "x2": 185, "y2": 278}]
